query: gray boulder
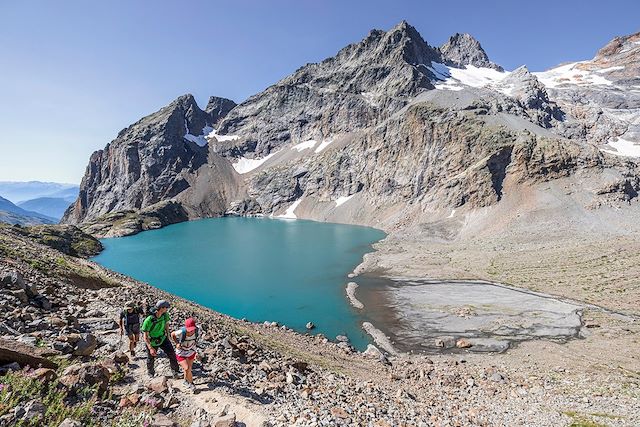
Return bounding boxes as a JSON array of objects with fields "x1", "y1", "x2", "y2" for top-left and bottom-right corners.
[{"x1": 72, "y1": 333, "x2": 97, "y2": 356}]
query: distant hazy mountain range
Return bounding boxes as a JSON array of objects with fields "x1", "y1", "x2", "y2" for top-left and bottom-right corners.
[
  {"x1": 0, "y1": 181, "x2": 79, "y2": 224},
  {"x1": 0, "y1": 195, "x2": 56, "y2": 225}
]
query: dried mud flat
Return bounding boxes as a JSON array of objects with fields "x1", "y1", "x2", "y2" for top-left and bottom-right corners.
[{"x1": 353, "y1": 181, "x2": 640, "y2": 425}]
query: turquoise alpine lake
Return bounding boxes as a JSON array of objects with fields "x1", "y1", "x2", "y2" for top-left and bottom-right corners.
[{"x1": 92, "y1": 217, "x2": 386, "y2": 350}]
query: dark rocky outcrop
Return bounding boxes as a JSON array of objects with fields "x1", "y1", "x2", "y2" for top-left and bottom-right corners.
[
  {"x1": 205, "y1": 96, "x2": 237, "y2": 124},
  {"x1": 440, "y1": 33, "x2": 503, "y2": 71},
  {"x1": 0, "y1": 337, "x2": 59, "y2": 369},
  {"x1": 62, "y1": 95, "x2": 241, "y2": 228}
]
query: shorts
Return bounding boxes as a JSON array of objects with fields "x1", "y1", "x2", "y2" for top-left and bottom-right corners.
[
  {"x1": 176, "y1": 352, "x2": 196, "y2": 362},
  {"x1": 125, "y1": 323, "x2": 140, "y2": 336}
]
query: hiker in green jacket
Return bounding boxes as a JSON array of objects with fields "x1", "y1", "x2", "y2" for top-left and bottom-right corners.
[{"x1": 141, "y1": 300, "x2": 180, "y2": 377}]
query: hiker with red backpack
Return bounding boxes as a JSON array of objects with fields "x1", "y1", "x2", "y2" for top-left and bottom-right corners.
[{"x1": 170, "y1": 317, "x2": 200, "y2": 390}]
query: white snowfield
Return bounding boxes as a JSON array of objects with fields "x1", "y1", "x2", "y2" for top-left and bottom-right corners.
[
  {"x1": 601, "y1": 138, "x2": 640, "y2": 158},
  {"x1": 334, "y1": 194, "x2": 354, "y2": 207},
  {"x1": 429, "y1": 62, "x2": 509, "y2": 92},
  {"x1": 278, "y1": 199, "x2": 302, "y2": 219},
  {"x1": 533, "y1": 62, "x2": 614, "y2": 88},
  {"x1": 429, "y1": 60, "x2": 619, "y2": 95},
  {"x1": 183, "y1": 122, "x2": 212, "y2": 147},
  {"x1": 595, "y1": 65, "x2": 625, "y2": 74},
  {"x1": 231, "y1": 152, "x2": 278, "y2": 174},
  {"x1": 231, "y1": 137, "x2": 334, "y2": 174},
  {"x1": 314, "y1": 138, "x2": 334, "y2": 153},
  {"x1": 291, "y1": 139, "x2": 317, "y2": 152},
  {"x1": 207, "y1": 129, "x2": 240, "y2": 142}
]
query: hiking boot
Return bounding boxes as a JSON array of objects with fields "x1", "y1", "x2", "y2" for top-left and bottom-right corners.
[
  {"x1": 130, "y1": 349, "x2": 136, "y2": 357},
  {"x1": 184, "y1": 380, "x2": 196, "y2": 392}
]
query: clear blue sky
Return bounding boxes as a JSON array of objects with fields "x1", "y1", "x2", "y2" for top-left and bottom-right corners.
[{"x1": 1, "y1": 0, "x2": 638, "y2": 183}]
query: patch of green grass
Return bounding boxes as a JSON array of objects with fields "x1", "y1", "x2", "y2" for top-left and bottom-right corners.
[
  {"x1": 563, "y1": 410, "x2": 616, "y2": 427},
  {"x1": 0, "y1": 370, "x2": 98, "y2": 427},
  {"x1": 109, "y1": 367, "x2": 127, "y2": 385}
]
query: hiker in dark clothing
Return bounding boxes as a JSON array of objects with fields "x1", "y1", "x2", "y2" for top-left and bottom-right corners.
[
  {"x1": 119, "y1": 300, "x2": 145, "y2": 357},
  {"x1": 141, "y1": 300, "x2": 180, "y2": 377}
]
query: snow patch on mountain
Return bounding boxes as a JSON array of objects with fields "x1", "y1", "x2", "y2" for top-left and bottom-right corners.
[
  {"x1": 534, "y1": 62, "x2": 613, "y2": 88},
  {"x1": 291, "y1": 140, "x2": 318, "y2": 152},
  {"x1": 430, "y1": 62, "x2": 509, "y2": 92},
  {"x1": 183, "y1": 122, "x2": 212, "y2": 147},
  {"x1": 314, "y1": 138, "x2": 334, "y2": 153},
  {"x1": 207, "y1": 129, "x2": 240, "y2": 142},
  {"x1": 335, "y1": 194, "x2": 354, "y2": 207},
  {"x1": 278, "y1": 199, "x2": 302, "y2": 219},
  {"x1": 601, "y1": 138, "x2": 640, "y2": 157},
  {"x1": 595, "y1": 65, "x2": 625, "y2": 73},
  {"x1": 232, "y1": 152, "x2": 278, "y2": 174}
]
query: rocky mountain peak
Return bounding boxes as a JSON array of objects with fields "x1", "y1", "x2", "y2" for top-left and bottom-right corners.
[
  {"x1": 594, "y1": 31, "x2": 640, "y2": 60},
  {"x1": 440, "y1": 32, "x2": 503, "y2": 71},
  {"x1": 372, "y1": 20, "x2": 439, "y2": 65},
  {"x1": 214, "y1": 21, "x2": 443, "y2": 157},
  {"x1": 493, "y1": 65, "x2": 563, "y2": 128},
  {"x1": 205, "y1": 96, "x2": 237, "y2": 125}
]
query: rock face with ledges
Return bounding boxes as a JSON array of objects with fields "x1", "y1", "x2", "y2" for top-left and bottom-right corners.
[
  {"x1": 205, "y1": 96, "x2": 237, "y2": 124},
  {"x1": 213, "y1": 21, "x2": 443, "y2": 158},
  {"x1": 440, "y1": 33, "x2": 503, "y2": 71},
  {"x1": 62, "y1": 94, "x2": 238, "y2": 226}
]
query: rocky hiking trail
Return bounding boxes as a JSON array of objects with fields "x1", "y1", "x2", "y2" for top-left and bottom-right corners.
[{"x1": 1, "y1": 223, "x2": 639, "y2": 426}]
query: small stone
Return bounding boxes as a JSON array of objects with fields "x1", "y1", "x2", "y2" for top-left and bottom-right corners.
[
  {"x1": 1, "y1": 362, "x2": 21, "y2": 372},
  {"x1": 305, "y1": 322, "x2": 315, "y2": 330},
  {"x1": 258, "y1": 360, "x2": 273, "y2": 372},
  {"x1": 151, "y1": 413, "x2": 176, "y2": 427},
  {"x1": 32, "y1": 295, "x2": 52, "y2": 310},
  {"x1": 31, "y1": 368, "x2": 57, "y2": 384},
  {"x1": 113, "y1": 351, "x2": 129, "y2": 364},
  {"x1": 330, "y1": 407, "x2": 350, "y2": 419},
  {"x1": 23, "y1": 400, "x2": 46, "y2": 422},
  {"x1": 72, "y1": 333, "x2": 97, "y2": 356},
  {"x1": 490, "y1": 372, "x2": 505, "y2": 382},
  {"x1": 213, "y1": 413, "x2": 236, "y2": 427},
  {"x1": 58, "y1": 419, "x2": 83, "y2": 427},
  {"x1": 456, "y1": 338, "x2": 472, "y2": 349},
  {"x1": 148, "y1": 376, "x2": 169, "y2": 393},
  {"x1": 53, "y1": 341, "x2": 74, "y2": 354},
  {"x1": 286, "y1": 372, "x2": 295, "y2": 384}
]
